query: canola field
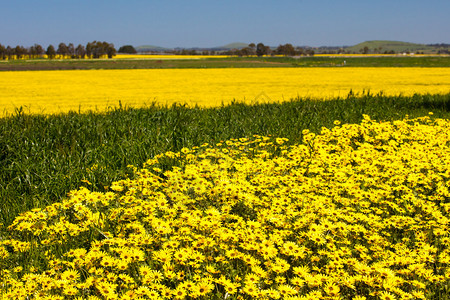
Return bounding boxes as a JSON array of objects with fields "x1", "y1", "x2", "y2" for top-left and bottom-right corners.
[
  {"x1": 2, "y1": 115, "x2": 450, "y2": 299},
  {"x1": 1, "y1": 67, "x2": 450, "y2": 115}
]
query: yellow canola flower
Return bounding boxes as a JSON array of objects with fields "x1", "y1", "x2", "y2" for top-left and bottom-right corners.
[{"x1": 1, "y1": 67, "x2": 449, "y2": 115}]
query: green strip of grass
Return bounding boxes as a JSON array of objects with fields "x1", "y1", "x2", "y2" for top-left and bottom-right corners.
[
  {"x1": 1, "y1": 55, "x2": 450, "y2": 70},
  {"x1": 1, "y1": 93, "x2": 450, "y2": 228}
]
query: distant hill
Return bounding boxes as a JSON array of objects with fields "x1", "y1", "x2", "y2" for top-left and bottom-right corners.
[
  {"x1": 219, "y1": 42, "x2": 249, "y2": 50},
  {"x1": 135, "y1": 45, "x2": 172, "y2": 52},
  {"x1": 345, "y1": 40, "x2": 435, "y2": 54},
  {"x1": 135, "y1": 43, "x2": 250, "y2": 52}
]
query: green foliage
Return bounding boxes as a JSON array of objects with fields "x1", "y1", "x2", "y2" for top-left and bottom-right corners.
[{"x1": 118, "y1": 45, "x2": 137, "y2": 54}]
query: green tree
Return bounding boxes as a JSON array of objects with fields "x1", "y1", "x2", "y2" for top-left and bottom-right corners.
[
  {"x1": 57, "y1": 43, "x2": 69, "y2": 57},
  {"x1": 86, "y1": 41, "x2": 116, "y2": 58},
  {"x1": 256, "y1": 43, "x2": 270, "y2": 57},
  {"x1": 118, "y1": 45, "x2": 137, "y2": 54},
  {"x1": 86, "y1": 42, "x2": 94, "y2": 58},
  {"x1": 305, "y1": 49, "x2": 315, "y2": 56},
  {"x1": 46, "y1": 45, "x2": 56, "y2": 59},
  {"x1": 276, "y1": 43, "x2": 296, "y2": 56},
  {"x1": 29, "y1": 44, "x2": 44, "y2": 59},
  {"x1": 35, "y1": 44, "x2": 45, "y2": 58},
  {"x1": 0, "y1": 44, "x2": 7, "y2": 60},
  {"x1": 248, "y1": 43, "x2": 256, "y2": 55},
  {"x1": 75, "y1": 44, "x2": 86, "y2": 59},
  {"x1": 6, "y1": 46, "x2": 13, "y2": 60},
  {"x1": 106, "y1": 43, "x2": 116, "y2": 58},
  {"x1": 68, "y1": 43, "x2": 75, "y2": 58},
  {"x1": 14, "y1": 45, "x2": 28, "y2": 59},
  {"x1": 360, "y1": 46, "x2": 369, "y2": 54}
]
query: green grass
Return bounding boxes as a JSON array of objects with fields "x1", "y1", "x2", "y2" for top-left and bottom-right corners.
[
  {"x1": 1, "y1": 93, "x2": 450, "y2": 229},
  {"x1": 1, "y1": 55, "x2": 450, "y2": 71}
]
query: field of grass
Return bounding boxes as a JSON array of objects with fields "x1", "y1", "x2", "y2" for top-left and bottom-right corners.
[{"x1": 1, "y1": 55, "x2": 450, "y2": 71}]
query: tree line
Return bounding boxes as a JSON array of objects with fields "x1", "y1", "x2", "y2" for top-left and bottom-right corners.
[
  {"x1": 170, "y1": 43, "x2": 315, "y2": 57},
  {"x1": 225, "y1": 43, "x2": 315, "y2": 57},
  {"x1": 0, "y1": 41, "x2": 116, "y2": 60},
  {"x1": 116, "y1": 43, "x2": 315, "y2": 57}
]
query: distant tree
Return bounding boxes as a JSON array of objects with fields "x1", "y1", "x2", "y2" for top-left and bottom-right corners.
[
  {"x1": 179, "y1": 48, "x2": 196, "y2": 55},
  {"x1": 360, "y1": 46, "x2": 369, "y2": 54},
  {"x1": 93, "y1": 41, "x2": 104, "y2": 58},
  {"x1": 6, "y1": 46, "x2": 14, "y2": 60},
  {"x1": 46, "y1": 45, "x2": 56, "y2": 59},
  {"x1": 0, "y1": 44, "x2": 6, "y2": 60},
  {"x1": 86, "y1": 42, "x2": 94, "y2": 58},
  {"x1": 29, "y1": 45, "x2": 37, "y2": 58},
  {"x1": 106, "y1": 43, "x2": 116, "y2": 58},
  {"x1": 86, "y1": 41, "x2": 102, "y2": 58},
  {"x1": 35, "y1": 44, "x2": 45, "y2": 58},
  {"x1": 276, "y1": 43, "x2": 296, "y2": 56},
  {"x1": 256, "y1": 43, "x2": 270, "y2": 57},
  {"x1": 29, "y1": 44, "x2": 44, "y2": 59},
  {"x1": 57, "y1": 43, "x2": 69, "y2": 57},
  {"x1": 240, "y1": 47, "x2": 252, "y2": 56},
  {"x1": 75, "y1": 44, "x2": 86, "y2": 59},
  {"x1": 68, "y1": 43, "x2": 75, "y2": 58},
  {"x1": 85, "y1": 41, "x2": 116, "y2": 58},
  {"x1": 15, "y1": 45, "x2": 28, "y2": 59},
  {"x1": 118, "y1": 45, "x2": 137, "y2": 54},
  {"x1": 226, "y1": 48, "x2": 238, "y2": 56},
  {"x1": 305, "y1": 49, "x2": 315, "y2": 56},
  {"x1": 248, "y1": 43, "x2": 256, "y2": 55}
]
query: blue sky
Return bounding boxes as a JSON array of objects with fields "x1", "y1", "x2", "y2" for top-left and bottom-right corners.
[{"x1": 1, "y1": 0, "x2": 448, "y2": 48}]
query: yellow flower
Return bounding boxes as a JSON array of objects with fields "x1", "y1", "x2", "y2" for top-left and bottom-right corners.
[
  {"x1": 323, "y1": 282, "x2": 340, "y2": 297},
  {"x1": 191, "y1": 281, "x2": 214, "y2": 297},
  {"x1": 173, "y1": 286, "x2": 187, "y2": 299},
  {"x1": 61, "y1": 269, "x2": 80, "y2": 282},
  {"x1": 379, "y1": 291, "x2": 397, "y2": 300},
  {"x1": 242, "y1": 284, "x2": 260, "y2": 297},
  {"x1": 63, "y1": 286, "x2": 78, "y2": 296},
  {"x1": 277, "y1": 284, "x2": 298, "y2": 296}
]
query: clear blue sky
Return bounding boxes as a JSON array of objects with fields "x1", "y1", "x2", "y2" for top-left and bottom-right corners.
[{"x1": 1, "y1": 0, "x2": 448, "y2": 48}]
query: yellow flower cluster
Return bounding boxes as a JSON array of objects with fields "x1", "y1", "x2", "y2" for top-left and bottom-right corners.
[
  {"x1": 1, "y1": 68, "x2": 449, "y2": 115},
  {"x1": 1, "y1": 115, "x2": 450, "y2": 299}
]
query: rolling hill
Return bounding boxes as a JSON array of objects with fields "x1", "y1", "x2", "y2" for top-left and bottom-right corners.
[{"x1": 345, "y1": 40, "x2": 435, "y2": 54}]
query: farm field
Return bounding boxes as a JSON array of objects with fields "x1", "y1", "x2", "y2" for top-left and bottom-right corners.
[
  {"x1": 1, "y1": 67, "x2": 450, "y2": 115},
  {"x1": 1, "y1": 56, "x2": 450, "y2": 299},
  {"x1": 1, "y1": 56, "x2": 450, "y2": 71}
]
